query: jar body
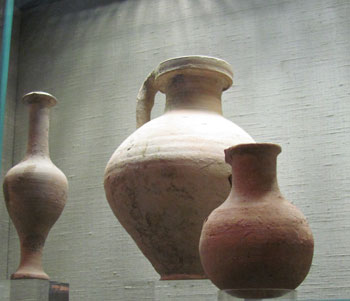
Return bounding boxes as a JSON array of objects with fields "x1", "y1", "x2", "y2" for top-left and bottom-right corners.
[
  {"x1": 105, "y1": 110, "x2": 254, "y2": 279},
  {"x1": 199, "y1": 192, "x2": 314, "y2": 289},
  {"x1": 199, "y1": 143, "x2": 314, "y2": 292}
]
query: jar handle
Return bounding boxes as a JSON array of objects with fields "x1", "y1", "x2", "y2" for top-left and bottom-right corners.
[{"x1": 136, "y1": 71, "x2": 158, "y2": 128}]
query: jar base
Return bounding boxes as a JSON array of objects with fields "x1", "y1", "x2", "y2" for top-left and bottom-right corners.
[
  {"x1": 218, "y1": 289, "x2": 296, "y2": 300},
  {"x1": 218, "y1": 288, "x2": 296, "y2": 301},
  {"x1": 160, "y1": 274, "x2": 207, "y2": 280}
]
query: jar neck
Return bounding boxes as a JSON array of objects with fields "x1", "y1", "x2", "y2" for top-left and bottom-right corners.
[
  {"x1": 163, "y1": 75, "x2": 224, "y2": 114},
  {"x1": 229, "y1": 149, "x2": 280, "y2": 199},
  {"x1": 26, "y1": 103, "x2": 50, "y2": 158}
]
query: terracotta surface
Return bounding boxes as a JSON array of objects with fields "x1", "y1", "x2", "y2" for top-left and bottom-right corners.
[
  {"x1": 199, "y1": 143, "x2": 314, "y2": 295},
  {"x1": 3, "y1": 92, "x2": 68, "y2": 280},
  {"x1": 104, "y1": 56, "x2": 254, "y2": 279}
]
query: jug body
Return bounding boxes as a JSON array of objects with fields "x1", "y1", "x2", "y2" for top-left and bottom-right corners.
[{"x1": 105, "y1": 56, "x2": 254, "y2": 279}]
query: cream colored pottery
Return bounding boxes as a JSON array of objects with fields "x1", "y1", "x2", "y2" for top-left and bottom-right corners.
[
  {"x1": 3, "y1": 92, "x2": 68, "y2": 280},
  {"x1": 104, "y1": 56, "x2": 254, "y2": 279}
]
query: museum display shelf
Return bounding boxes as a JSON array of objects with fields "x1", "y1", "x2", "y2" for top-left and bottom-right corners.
[
  {"x1": 119, "y1": 280, "x2": 350, "y2": 301},
  {"x1": 218, "y1": 289, "x2": 350, "y2": 301},
  {"x1": 0, "y1": 279, "x2": 69, "y2": 301}
]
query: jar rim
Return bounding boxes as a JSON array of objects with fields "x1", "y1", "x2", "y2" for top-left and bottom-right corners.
[{"x1": 225, "y1": 143, "x2": 282, "y2": 163}]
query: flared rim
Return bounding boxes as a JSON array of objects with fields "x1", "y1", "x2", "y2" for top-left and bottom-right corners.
[
  {"x1": 154, "y1": 55, "x2": 233, "y2": 91},
  {"x1": 225, "y1": 143, "x2": 282, "y2": 164},
  {"x1": 22, "y1": 91, "x2": 57, "y2": 107}
]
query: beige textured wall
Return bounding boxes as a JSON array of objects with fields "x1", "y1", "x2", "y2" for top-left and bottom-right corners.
[{"x1": 2, "y1": 0, "x2": 350, "y2": 299}]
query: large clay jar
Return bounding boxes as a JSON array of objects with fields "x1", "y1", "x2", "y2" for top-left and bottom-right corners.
[
  {"x1": 104, "y1": 56, "x2": 254, "y2": 279},
  {"x1": 199, "y1": 143, "x2": 314, "y2": 295},
  {"x1": 3, "y1": 92, "x2": 68, "y2": 280}
]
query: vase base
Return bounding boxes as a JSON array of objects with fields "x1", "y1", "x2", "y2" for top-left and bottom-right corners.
[
  {"x1": 11, "y1": 271, "x2": 49, "y2": 280},
  {"x1": 160, "y1": 274, "x2": 207, "y2": 280}
]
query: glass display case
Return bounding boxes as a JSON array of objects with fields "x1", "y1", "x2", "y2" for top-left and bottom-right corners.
[{"x1": 1, "y1": 0, "x2": 349, "y2": 300}]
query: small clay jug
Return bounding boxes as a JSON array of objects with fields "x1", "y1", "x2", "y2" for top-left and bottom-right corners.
[
  {"x1": 104, "y1": 56, "x2": 254, "y2": 280},
  {"x1": 3, "y1": 92, "x2": 68, "y2": 280},
  {"x1": 199, "y1": 143, "x2": 314, "y2": 295}
]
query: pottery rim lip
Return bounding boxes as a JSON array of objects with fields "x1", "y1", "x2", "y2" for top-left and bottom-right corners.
[
  {"x1": 22, "y1": 91, "x2": 57, "y2": 107},
  {"x1": 154, "y1": 55, "x2": 233, "y2": 92},
  {"x1": 225, "y1": 143, "x2": 282, "y2": 163}
]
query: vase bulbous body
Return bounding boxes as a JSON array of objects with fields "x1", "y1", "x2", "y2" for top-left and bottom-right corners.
[
  {"x1": 3, "y1": 92, "x2": 68, "y2": 280},
  {"x1": 199, "y1": 143, "x2": 314, "y2": 294},
  {"x1": 104, "y1": 56, "x2": 254, "y2": 279}
]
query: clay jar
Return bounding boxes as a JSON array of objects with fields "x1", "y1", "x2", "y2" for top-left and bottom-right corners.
[
  {"x1": 3, "y1": 92, "x2": 68, "y2": 280},
  {"x1": 104, "y1": 56, "x2": 254, "y2": 279},
  {"x1": 199, "y1": 143, "x2": 314, "y2": 294}
]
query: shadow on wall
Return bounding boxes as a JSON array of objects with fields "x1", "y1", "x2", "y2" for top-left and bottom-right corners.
[{"x1": 16, "y1": 0, "x2": 127, "y2": 11}]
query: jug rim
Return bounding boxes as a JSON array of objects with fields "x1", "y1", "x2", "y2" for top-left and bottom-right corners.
[{"x1": 154, "y1": 55, "x2": 233, "y2": 92}]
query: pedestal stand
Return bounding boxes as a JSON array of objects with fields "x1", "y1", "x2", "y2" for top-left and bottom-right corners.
[
  {"x1": 0, "y1": 279, "x2": 69, "y2": 301},
  {"x1": 122, "y1": 279, "x2": 217, "y2": 300}
]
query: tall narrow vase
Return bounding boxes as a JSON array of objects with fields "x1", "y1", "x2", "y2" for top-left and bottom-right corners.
[
  {"x1": 3, "y1": 92, "x2": 68, "y2": 280},
  {"x1": 104, "y1": 56, "x2": 254, "y2": 279},
  {"x1": 199, "y1": 143, "x2": 314, "y2": 295}
]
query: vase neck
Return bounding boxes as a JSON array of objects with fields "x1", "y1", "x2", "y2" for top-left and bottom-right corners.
[
  {"x1": 226, "y1": 144, "x2": 281, "y2": 199},
  {"x1": 26, "y1": 103, "x2": 51, "y2": 158},
  {"x1": 164, "y1": 75, "x2": 223, "y2": 114}
]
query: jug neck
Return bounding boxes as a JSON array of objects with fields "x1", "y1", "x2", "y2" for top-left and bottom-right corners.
[
  {"x1": 164, "y1": 75, "x2": 224, "y2": 114},
  {"x1": 225, "y1": 144, "x2": 282, "y2": 200},
  {"x1": 26, "y1": 103, "x2": 51, "y2": 158}
]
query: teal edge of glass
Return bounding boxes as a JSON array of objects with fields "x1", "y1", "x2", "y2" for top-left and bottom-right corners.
[{"x1": 0, "y1": 0, "x2": 15, "y2": 173}]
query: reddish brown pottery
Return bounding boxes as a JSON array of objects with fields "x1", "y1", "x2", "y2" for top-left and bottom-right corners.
[
  {"x1": 3, "y1": 92, "x2": 68, "y2": 280},
  {"x1": 199, "y1": 143, "x2": 314, "y2": 295},
  {"x1": 104, "y1": 56, "x2": 254, "y2": 280}
]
